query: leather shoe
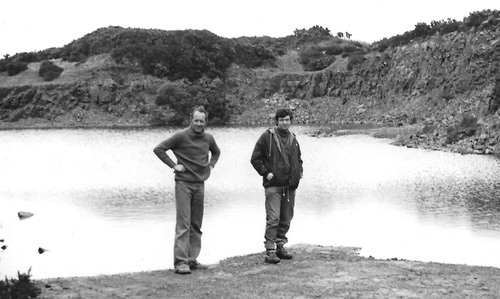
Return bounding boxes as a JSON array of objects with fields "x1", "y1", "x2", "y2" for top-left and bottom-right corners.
[
  {"x1": 189, "y1": 261, "x2": 209, "y2": 270},
  {"x1": 175, "y1": 264, "x2": 191, "y2": 274},
  {"x1": 276, "y1": 245, "x2": 293, "y2": 259},
  {"x1": 264, "y1": 250, "x2": 281, "y2": 264}
]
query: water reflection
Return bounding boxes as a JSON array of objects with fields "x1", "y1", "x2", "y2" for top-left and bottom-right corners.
[
  {"x1": 412, "y1": 177, "x2": 500, "y2": 231},
  {"x1": 1, "y1": 127, "x2": 500, "y2": 279}
]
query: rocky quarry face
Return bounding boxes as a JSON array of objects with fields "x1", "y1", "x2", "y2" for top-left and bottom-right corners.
[
  {"x1": 0, "y1": 26, "x2": 499, "y2": 155},
  {"x1": 255, "y1": 28, "x2": 500, "y2": 155},
  {"x1": 0, "y1": 71, "x2": 168, "y2": 127}
]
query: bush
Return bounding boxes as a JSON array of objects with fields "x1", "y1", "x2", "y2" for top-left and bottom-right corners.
[
  {"x1": 346, "y1": 53, "x2": 366, "y2": 70},
  {"x1": 432, "y1": 18, "x2": 461, "y2": 35},
  {"x1": 270, "y1": 39, "x2": 290, "y2": 56},
  {"x1": 0, "y1": 268, "x2": 41, "y2": 299},
  {"x1": 155, "y1": 84, "x2": 189, "y2": 107},
  {"x1": 445, "y1": 114, "x2": 479, "y2": 144},
  {"x1": 342, "y1": 45, "x2": 358, "y2": 53},
  {"x1": 373, "y1": 9, "x2": 498, "y2": 50},
  {"x1": 0, "y1": 59, "x2": 7, "y2": 73},
  {"x1": 307, "y1": 56, "x2": 336, "y2": 71},
  {"x1": 6, "y1": 61, "x2": 28, "y2": 76},
  {"x1": 38, "y1": 60, "x2": 64, "y2": 81},
  {"x1": 375, "y1": 39, "x2": 390, "y2": 52},
  {"x1": 234, "y1": 44, "x2": 276, "y2": 68},
  {"x1": 324, "y1": 45, "x2": 343, "y2": 56},
  {"x1": 299, "y1": 47, "x2": 336, "y2": 71},
  {"x1": 412, "y1": 22, "x2": 432, "y2": 39},
  {"x1": 111, "y1": 30, "x2": 235, "y2": 81},
  {"x1": 155, "y1": 82, "x2": 231, "y2": 125},
  {"x1": 294, "y1": 25, "x2": 332, "y2": 45},
  {"x1": 299, "y1": 47, "x2": 320, "y2": 65},
  {"x1": 464, "y1": 10, "x2": 490, "y2": 28},
  {"x1": 17, "y1": 52, "x2": 40, "y2": 63}
]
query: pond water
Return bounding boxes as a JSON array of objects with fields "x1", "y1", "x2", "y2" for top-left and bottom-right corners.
[{"x1": 1, "y1": 126, "x2": 500, "y2": 279}]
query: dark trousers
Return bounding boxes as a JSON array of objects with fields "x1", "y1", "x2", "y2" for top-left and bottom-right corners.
[
  {"x1": 264, "y1": 186, "x2": 296, "y2": 250},
  {"x1": 173, "y1": 180, "x2": 204, "y2": 267}
]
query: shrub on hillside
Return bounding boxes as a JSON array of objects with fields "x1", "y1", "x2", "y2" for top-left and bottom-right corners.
[
  {"x1": 412, "y1": 22, "x2": 432, "y2": 39},
  {"x1": 17, "y1": 52, "x2": 40, "y2": 63},
  {"x1": 298, "y1": 39, "x2": 369, "y2": 71},
  {"x1": 0, "y1": 58, "x2": 7, "y2": 73},
  {"x1": 346, "y1": 53, "x2": 367, "y2": 70},
  {"x1": 299, "y1": 47, "x2": 336, "y2": 71},
  {"x1": 233, "y1": 36, "x2": 291, "y2": 57},
  {"x1": 234, "y1": 44, "x2": 276, "y2": 68},
  {"x1": 269, "y1": 38, "x2": 291, "y2": 56},
  {"x1": 431, "y1": 18, "x2": 460, "y2": 35},
  {"x1": 155, "y1": 84, "x2": 190, "y2": 107},
  {"x1": 38, "y1": 60, "x2": 64, "y2": 81},
  {"x1": 373, "y1": 9, "x2": 499, "y2": 51},
  {"x1": 324, "y1": 45, "x2": 343, "y2": 56},
  {"x1": 294, "y1": 25, "x2": 332, "y2": 45},
  {"x1": 111, "y1": 30, "x2": 235, "y2": 81},
  {"x1": 445, "y1": 114, "x2": 479, "y2": 144},
  {"x1": 464, "y1": 10, "x2": 491, "y2": 28},
  {"x1": 307, "y1": 56, "x2": 337, "y2": 71},
  {"x1": 6, "y1": 61, "x2": 28, "y2": 76},
  {"x1": 0, "y1": 268, "x2": 41, "y2": 299},
  {"x1": 342, "y1": 45, "x2": 358, "y2": 54},
  {"x1": 299, "y1": 47, "x2": 321, "y2": 67},
  {"x1": 155, "y1": 82, "x2": 230, "y2": 125}
]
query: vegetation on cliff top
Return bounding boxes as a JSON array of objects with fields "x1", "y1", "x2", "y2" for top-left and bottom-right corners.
[
  {"x1": 374, "y1": 9, "x2": 499, "y2": 51},
  {"x1": 1, "y1": 10, "x2": 497, "y2": 79}
]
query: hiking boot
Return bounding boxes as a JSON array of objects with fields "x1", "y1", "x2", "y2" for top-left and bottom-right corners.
[
  {"x1": 276, "y1": 244, "x2": 293, "y2": 259},
  {"x1": 264, "y1": 250, "x2": 281, "y2": 264},
  {"x1": 175, "y1": 264, "x2": 191, "y2": 274},
  {"x1": 189, "y1": 260, "x2": 209, "y2": 270}
]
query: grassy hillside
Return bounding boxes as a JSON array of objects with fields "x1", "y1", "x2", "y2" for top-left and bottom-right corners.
[{"x1": 0, "y1": 24, "x2": 372, "y2": 125}]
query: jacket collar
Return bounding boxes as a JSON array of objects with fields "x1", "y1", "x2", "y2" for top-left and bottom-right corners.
[{"x1": 269, "y1": 128, "x2": 295, "y2": 155}]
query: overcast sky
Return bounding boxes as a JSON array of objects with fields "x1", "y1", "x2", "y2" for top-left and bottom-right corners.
[{"x1": 1, "y1": 0, "x2": 498, "y2": 57}]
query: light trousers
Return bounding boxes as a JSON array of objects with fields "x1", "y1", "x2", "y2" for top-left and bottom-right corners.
[{"x1": 173, "y1": 180, "x2": 204, "y2": 267}]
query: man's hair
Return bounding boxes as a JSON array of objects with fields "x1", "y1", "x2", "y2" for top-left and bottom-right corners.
[
  {"x1": 190, "y1": 106, "x2": 209, "y2": 121},
  {"x1": 274, "y1": 108, "x2": 293, "y2": 122}
]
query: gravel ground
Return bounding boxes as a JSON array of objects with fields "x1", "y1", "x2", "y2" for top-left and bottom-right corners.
[{"x1": 37, "y1": 244, "x2": 500, "y2": 299}]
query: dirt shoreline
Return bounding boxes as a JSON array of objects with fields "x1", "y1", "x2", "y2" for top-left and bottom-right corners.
[{"x1": 36, "y1": 244, "x2": 500, "y2": 299}]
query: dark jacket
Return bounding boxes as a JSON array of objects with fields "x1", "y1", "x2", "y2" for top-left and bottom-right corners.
[{"x1": 250, "y1": 128, "x2": 303, "y2": 189}]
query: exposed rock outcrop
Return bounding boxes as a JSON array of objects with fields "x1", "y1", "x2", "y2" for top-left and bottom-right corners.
[
  {"x1": 251, "y1": 27, "x2": 500, "y2": 154},
  {"x1": 273, "y1": 29, "x2": 498, "y2": 114},
  {"x1": 0, "y1": 24, "x2": 499, "y2": 155}
]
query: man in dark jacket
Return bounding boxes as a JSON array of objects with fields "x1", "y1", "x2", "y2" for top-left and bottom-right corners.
[
  {"x1": 250, "y1": 108, "x2": 303, "y2": 264},
  {"x1": 154, "y1": 106, "x2": 221, "y2": 274}
]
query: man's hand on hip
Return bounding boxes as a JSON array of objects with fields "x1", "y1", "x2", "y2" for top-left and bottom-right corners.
[{"x1": 173, "y1": 164, "x2": 185, "y2": 173}]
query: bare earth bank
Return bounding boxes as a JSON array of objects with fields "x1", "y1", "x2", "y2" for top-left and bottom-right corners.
[{"x1": 37, "y1": 244, "x2": 500, "y2": 299}]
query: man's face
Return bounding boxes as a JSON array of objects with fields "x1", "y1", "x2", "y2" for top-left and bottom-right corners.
[
  {"x1": 277, "y1": 115, "x2": 291, "y2": 130},
  {"x1": 191, "y1": 111, "x2": 207, "y2": 133}
]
